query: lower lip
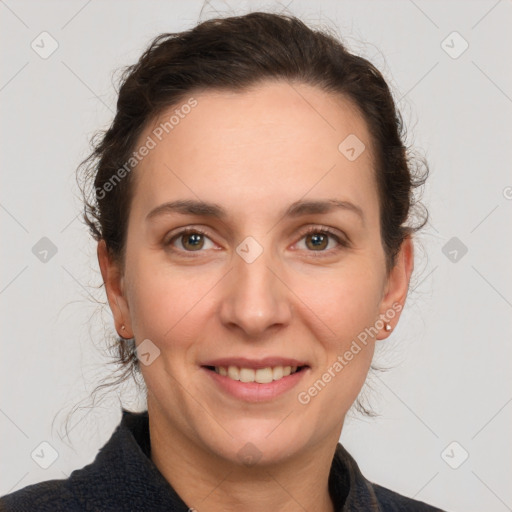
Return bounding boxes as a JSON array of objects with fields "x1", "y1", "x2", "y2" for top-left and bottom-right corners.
[{"x1": 202, "y1": 367, "x2": 309, "y2": 402}]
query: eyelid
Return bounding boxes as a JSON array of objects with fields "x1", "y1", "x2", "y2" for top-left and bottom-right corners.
[{"x1": 297, "y1": 224, "x2": 348, "y2": 241}]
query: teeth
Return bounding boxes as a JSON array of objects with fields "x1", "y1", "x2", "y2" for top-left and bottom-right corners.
[
  {"x1": 214, "y1": 365, "x2": 302, "y2": 383},
  {"x1": 255, "y1": 367, "x2": 273, "y2": 384},
  {"x1": 228, "y1": 365, "x2": 239, "y2": 380},
  {"x1": 239, "y1": 368, "x2": 255, "y2": 382},
  {"x1": 272, "y1": 366, "x2": 283, "y2": 380}
]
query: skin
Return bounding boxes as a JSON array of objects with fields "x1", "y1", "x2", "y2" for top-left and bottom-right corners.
[{"x1": 98, "y1": 80, "x2": 414, "y2": 511}]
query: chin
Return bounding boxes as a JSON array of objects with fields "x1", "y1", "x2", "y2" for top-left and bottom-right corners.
[{"x1": 200, "y1": 418, "x2": 312, "y2": 468}]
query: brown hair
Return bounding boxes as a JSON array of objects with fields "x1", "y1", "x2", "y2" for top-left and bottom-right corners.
[{"x1": 75, "y1": 11, "x2": 428, "y2": 420}]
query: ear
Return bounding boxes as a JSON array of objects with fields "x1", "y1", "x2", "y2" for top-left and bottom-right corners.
[
  {"x1": 376, "y1": 235, "x2": 414, "y2": 340},
  {"x1": 97, "y1": 240, "x2": 133, "y2": 339}
]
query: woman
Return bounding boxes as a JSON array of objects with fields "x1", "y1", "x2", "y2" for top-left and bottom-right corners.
[{"x1": 0, "y1": 11, "x2": 447, "y2": 512}]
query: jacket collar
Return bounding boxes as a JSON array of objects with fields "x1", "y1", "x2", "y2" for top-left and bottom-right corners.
[
  {"x1": 68, "y1": 409, "x2": 189, "y2": 511},
  {"x1": 67, "y1": 408, "x2": 381, "y2": 511}
]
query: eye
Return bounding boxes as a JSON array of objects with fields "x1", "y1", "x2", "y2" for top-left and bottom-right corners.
[
  {"x1": 295, "y1": 226, "x2": 348, "y2": 255},
  {"x1": 164, "y1": 225, "x2": 349, "y2": 257},
  {"x1": 165, "y1": 228, "x2": 216, "y2": 253}
]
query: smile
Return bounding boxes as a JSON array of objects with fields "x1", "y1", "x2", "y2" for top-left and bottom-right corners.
[
  {"x1": 201, "y1": 361, "x2": 310, "y2": 402},
  {"x1": 206, "y1": 365, "x2": 305, "y2": 383}
]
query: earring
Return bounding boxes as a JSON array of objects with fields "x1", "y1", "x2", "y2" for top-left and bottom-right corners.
[
  {"x1": 385, "y1": 323, "x2": 392, "y2": 332},
  {"x1": 119, "y1": 324, "x2": 128, "y2": 340}
]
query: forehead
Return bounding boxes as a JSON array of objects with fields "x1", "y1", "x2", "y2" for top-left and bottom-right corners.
[{"x1": 130, "y1": 80, "x2": 378, "y2": 223}]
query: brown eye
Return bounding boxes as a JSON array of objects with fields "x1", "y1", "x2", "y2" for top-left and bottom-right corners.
[
  {"x1": 166, "y1": 229, "x2": 215, "y2": 253},
  {"x1": 304, "y1": 232, "x2": 329, "y2": 251},
  {"x1": 297, "y1": 227, "x2": 346, "y2": 253},
  {"x1": 180, "y1": 232, "x2": 205, "y2": 251}
]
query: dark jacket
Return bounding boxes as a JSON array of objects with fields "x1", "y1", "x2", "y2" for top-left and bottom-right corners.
[{"x1": 0, "y1": 409, "x2": 447, "y2": 511}]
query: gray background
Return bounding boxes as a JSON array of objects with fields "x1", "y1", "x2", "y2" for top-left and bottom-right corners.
[{"x1": 1, "y1": 1, "x2": 511, "y2": 510}]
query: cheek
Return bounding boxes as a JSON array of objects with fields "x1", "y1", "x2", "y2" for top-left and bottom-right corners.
[
  {"x1": 125, "y1": 252, "x2": 217, "y2": 347},
  {"x1": 289, "y1": 262, "x2": 383, "y2": 404},
  {"x1": 291, "y1": 261, "x2": 384, "y2": 346}
]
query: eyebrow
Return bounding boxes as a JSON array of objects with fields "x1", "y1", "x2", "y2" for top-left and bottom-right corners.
[{"x1": 146, "y1": 198, "x2": 365, "y2": 224}]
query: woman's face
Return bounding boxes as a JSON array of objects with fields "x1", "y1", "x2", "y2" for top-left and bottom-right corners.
[{"x1": 100, "y1": 80, "x2": 413, "y2": 466}]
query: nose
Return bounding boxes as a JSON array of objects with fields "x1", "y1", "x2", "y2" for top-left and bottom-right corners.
[{"x1": 218, "y1": 246, "x2": 292, "y2": 339}]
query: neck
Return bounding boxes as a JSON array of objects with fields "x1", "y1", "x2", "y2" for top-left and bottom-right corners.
[{"x1": 148, "y1": 402, "x2": 338, "y2": 512}]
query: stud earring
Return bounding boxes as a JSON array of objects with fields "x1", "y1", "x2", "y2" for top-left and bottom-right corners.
[
  {"x1": 121, "y1": 325, "x2": 126, "y2": 330},
  {"x1": 385, "y1": 323, "x2": 392, "y2": 332}
]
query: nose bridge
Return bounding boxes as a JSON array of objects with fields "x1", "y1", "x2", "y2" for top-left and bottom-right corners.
[{"x1": 219, "y1": 239, "x2": 291, "y2": 336}]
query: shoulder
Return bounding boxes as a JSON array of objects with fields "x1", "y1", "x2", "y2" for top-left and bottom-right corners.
[
  {"x1": 0, "y1": 409, "x2": 189, "y2": 512},
  {"x1": 331, "y1": 443, "x2": 449, "y2": 511},
  {"x1": 0, "y1": 478, "x2": 80, "y2": 512},
  {"x1": 372, "y1": 482, "x2": 447, "y2": 511}
]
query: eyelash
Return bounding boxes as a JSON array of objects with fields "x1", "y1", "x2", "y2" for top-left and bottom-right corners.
[{"x1": 164, "y1": 225, "x2": 349, "y2": 258}]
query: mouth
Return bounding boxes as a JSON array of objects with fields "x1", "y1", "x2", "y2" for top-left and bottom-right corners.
[
  {"x1": 203, "y1": 364, "x2": 308, "y2": 383},
  {"x1": 200, "y1": 358, "x2": 310, "y2": 402}
]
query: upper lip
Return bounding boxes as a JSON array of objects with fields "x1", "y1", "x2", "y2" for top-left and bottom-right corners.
[{"x1": 201, "y1": 357, "x2": 309, "y2": 369}]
